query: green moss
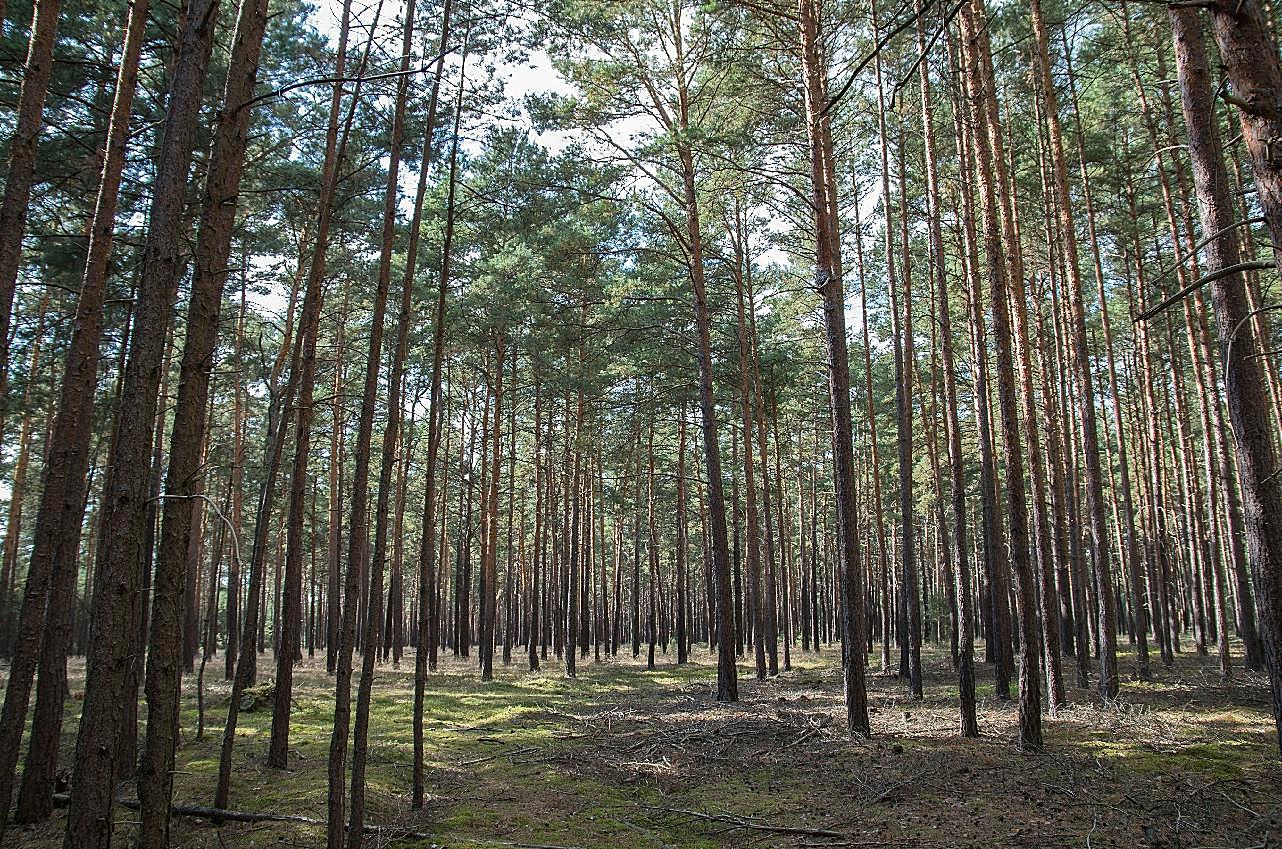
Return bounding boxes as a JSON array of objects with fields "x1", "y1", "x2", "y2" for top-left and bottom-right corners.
[{"x1": 10, "y1": 645, "x2": 1273, "y2": 849}]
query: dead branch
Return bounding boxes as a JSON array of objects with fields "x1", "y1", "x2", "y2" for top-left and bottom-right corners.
[
  {"x1": 659, "y1": 806, "x2": 846, "y2": 838},
  {"x1": 50, "y1": 794, "x2": 428, "y2": 839}
]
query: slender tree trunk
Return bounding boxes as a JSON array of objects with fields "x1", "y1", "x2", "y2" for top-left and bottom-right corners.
[
  {"x1": 747, "y1": 259, "x2": 780, "y2": 676},
  {"x1": 481, "y1": 334, "x2": 505, "y2": 681},
  {"x1": 952, "y1": 48, "x2": 1013, "y2": 700},
  {"x1": 799, "y1": 0, "x2": 868, "y2": 735},
  {"x1": 0, "y1": 0, "x2": 149, "y2": 828},
  {"x1": 731, "y1": 207, "x2": 767, "y2": 681},
  {"x1": 137, "y1": 0, "x2": 274, "y2": 837},
  {"x1": 893, "y1": 129, "x2": 923, "y2": 699},
  {"x1": 676, "y1": 405, "x2": 689, "y2": 664},
  {"x1": 922, "y1": 29, "x2": 977, "y2": 738},
  {"x1": 0, "y1": 293, "x2": 47, "y2": 653},
  {"x1": 0, "y1": 0, "x2": 61, "y2": 382},
  {"x1": 1031, "y1": 0, "x2": 1120, "y2": 697},
  {"x1": 326, "y1": 288, "x2": 350, "y2": 673},
  {"x1": 412, "y1": 12, "x2": 460, "y2": 807},
  {"x1": 673, "y1": 89, "x2": 737, "y2": 699},
  {"x1": 258, "y1": 0, "x2": 361, "y2": 782},
  {"x1": 342, "y1": 6, "x2": 418, "y2": 835},
  {"x1": 959, "y1": 0, "x2": 1042, "y2": 749}
]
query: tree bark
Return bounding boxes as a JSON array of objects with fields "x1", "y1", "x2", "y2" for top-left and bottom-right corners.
[
  {"x1": 959, "y1": 0, "x2": 1042, "y2": 749},
  {"x1": 799, "y1": 0, "x2": 868, "y2": 735},
  {"x1": 62, "y1": 0, "x2": 220, "y2": 842},
  {"x1": 137, "y1": 0, "x2": 274, "y2": 838},
  {"x1": 413, "y1": 7, "x2": 460, "y2": 807},
  {"x1": 1170, "y1": 3, "x2": 1282, "y2": 755},
  {"x1": 0, "y1": 0, "x2": 61, "y2": 382},
  {"x1": 0, "y1": 0, "x2": 149, "y2": 828}
]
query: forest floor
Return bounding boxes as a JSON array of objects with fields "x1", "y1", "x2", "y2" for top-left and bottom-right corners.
[{"x1": 4, "y1": 642, "x2": 1279, "y2": 848}]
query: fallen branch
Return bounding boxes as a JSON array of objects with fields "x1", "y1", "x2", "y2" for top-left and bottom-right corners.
[
  {"x1": 50, "y1": 794, "x2": 428, "y2": 838},
  {"x1": 660, "y1": 806, "x2": 846, "y2": 839},
  {"x1": 460, "y1": 745, "x2": 539, "y2": 766}
]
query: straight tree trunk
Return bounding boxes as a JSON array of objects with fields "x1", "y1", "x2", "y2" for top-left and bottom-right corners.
[
  {"x1": 0, "y1": 293, "x2": 47, "y2": 653},
  {"x1": 413, "y1": 13, "x2": 461, "y2": 807},
  {"x1": 481, "y1": 333, "x2": 505, "y2": 681},
  {"x1": 959, "y1": 0, "x2": 1043, "y2": 749},
  {"x1": 921, "y1": 28, "x2": 978, "y2": 738},
  {"x1": 1170, "y1": 5, "x2": 1282, "y2": 755},
  {"x1": 265, "y1": 0, "x2": 358, "y2": 772},
  {"x1": 670, "y1": 33, "x2": 738, "y2": 699},
  {"x1": 1029, "y1": 0, "x2": 1120, "y2": 697},
  {"x1": 676, "y1": 405, "x2": 689, "y2": 664},
  {"x1": 893, "y1": 130, "x2": 923, "y2": 699},
  {"x1": 799, "y1": 0, "x2": 869, "y2": 735},
  {"x1": 326, "y1": 289, "x2": 350, "y2": 674},
  {"x1": 731, "y1": 209, "x2": 767, "y2": 681},
  {"x1": 345, "y1": 2, "x2": 419, "y2": 838},
  {"x1": 852, "y1": 198, "x2": 891, "y2": 675},
  {"x1": 747, "y1": 263, "x2": 780, "y2": 676},
  {"x1": 62, "y1": 0, "x2": 221, "y2": 843},
  {"x1": 0, "y1": 0, "x2": 62, "y2": 382},
  {"x1": 138, "y1": 0, "x2": 274, "y2": 839}
]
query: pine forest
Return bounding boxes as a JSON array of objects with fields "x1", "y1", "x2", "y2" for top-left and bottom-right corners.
[{"x1": 0, "y1": 0, "x2": 1281, "y2": 845}]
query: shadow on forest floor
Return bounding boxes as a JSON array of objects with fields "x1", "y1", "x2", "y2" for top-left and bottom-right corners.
[{"x1": 3, "y1": 642, "x2": 1279, "y2": 848}]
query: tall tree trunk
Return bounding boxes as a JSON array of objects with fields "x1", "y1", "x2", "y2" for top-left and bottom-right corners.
[
  {"x1": 326, "y1": 288, "x2": 350, "y2": 674},
  {"x1": 852, "y1": 197, "x2": 891, "y2": 675},
  {"x1": 921, "y1": 24, "x2": 977, "y2": 738},
  {"x1": 260, "y1": 0, "x2": 358, "y2": 781},
  {"x1": 0, "y1": 292, "x2": 47, "y2": 653},
  {"x1": 952, "y1": 48, "x2": 1013, "y2": 700},
  {"x1": 137, "y1": 0, "x2": 274, "y2": 837},
  {"x1": 747, "y1": 258, "x2": 780, "y2": 676},
  {"x1": 342, "y1": 6, "x2": 417, "y2": 838},
  {"x1": 799, "y1": 0, "x2": 869, "y2": 735},
  {"x1": 1170, "y1": 4, "x2": 1282, "y2": 755},
  {"x1": 0, "y1": 0, "x2": 61, "y2": 382},
  {"x1": 1030, "y1": 0, "x2": 1120, "y2": 697},
  {"x1": 730, "y1": 205, "x2": 767, "y2": 681},
  {"x1": 893, "y1": 129, "x2": 923, "y2": 699},
  {"x1": 481, "y1": 333, "x2": 505, "y2": 680},
  {"x1": 0, "y1": 0, "x2": 148, "y2": 828},
  {"x1": 413, "y1": 9, "x2": 460, "y2": 807},
  {"x1": 673, "y1": 55, "x2": 737, "y2": 699},
  {"x1": 676, "y1": 405, "x2": 690, "y2": 664},
  {"x1": 62, "y1": 0, "x2": 220, "y2": 842},
  {"x1": 959, "y1": 0, "x2": 1042, "y2": 749}
]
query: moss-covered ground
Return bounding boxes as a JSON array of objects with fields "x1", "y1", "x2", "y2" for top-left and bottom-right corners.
[{"x1": 5, "y1": 642, "x2": 1279, "y2": 848}]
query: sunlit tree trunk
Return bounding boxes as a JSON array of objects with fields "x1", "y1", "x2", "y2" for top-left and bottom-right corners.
[
  {"x1": 1171, "y1": 3, "x2": 1282, "y2": 754},
  {"x1": 959, "y1": 0, "x2": 1042, "y2": 749},
  {"x1": 799, "y1": 0, "x2": 868, "y2": 735}
]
